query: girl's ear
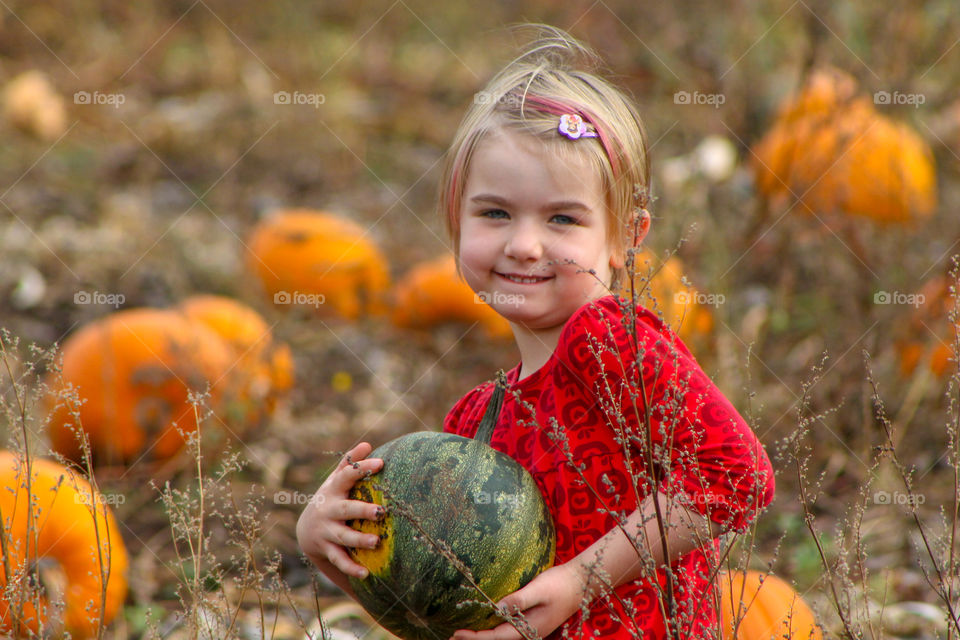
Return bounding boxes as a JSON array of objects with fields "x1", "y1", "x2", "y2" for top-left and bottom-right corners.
[
  {"x1": 632, "y1": 208, "x2": 652, "y2": 247},
  {"x1": 610, "y1": 208, "x2": 652, "y2": 269}
]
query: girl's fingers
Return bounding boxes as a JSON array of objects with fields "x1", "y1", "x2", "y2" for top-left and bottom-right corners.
[
  {"x1": 336, "y1": 442, "x2": 373, "y2": 471},
  {"x1": 331, "y1": 456, "x2": 384, "y2": 492},
  {"x1": 325, "y1": 522, "x2": 381, "y2": 552},
  {"x1": 325, "y1": 544, "x2": 372, "y2": 579},
  {"x1": 333, "y1": 498, "x2": 385, "y2": 522}
]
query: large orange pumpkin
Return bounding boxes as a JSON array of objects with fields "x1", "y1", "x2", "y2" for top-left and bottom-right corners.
[
  {"x1": 47, "y1": 308, "x2": 235, "y2": 465},
  {"x1": 246, "y1": 209, "x2": 391, "y2": 319},
  {"x1": 0, "y1": 452, "x2": 128, "y2": 637},
  {"x1": 770, "y1": 67, "x2": 858, "y2": 126},
  {"x1": 615, "y1": 248, "x2": 714, "y2": 342},
  {"x1": 752, "y1": 68, "x2": 936, "y2": 224},
  {"x1": 719, "y1": 570, "x2": 822, "y2": 640},
  {"x1": 390, "y1": 254, "x2": 513, "y2": 339},
  {"x1": 176, "y1": 295, "x2": 294, "y2": 424}
]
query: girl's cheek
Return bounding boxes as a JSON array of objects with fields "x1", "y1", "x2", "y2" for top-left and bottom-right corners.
[{"x1": 457, "y1": 247, "x2": 486, "y2": 285}]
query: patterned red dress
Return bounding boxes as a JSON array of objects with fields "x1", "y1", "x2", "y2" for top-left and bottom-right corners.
[{"x1": 444, "y1": 295, "x2": 775, "y2": 639}]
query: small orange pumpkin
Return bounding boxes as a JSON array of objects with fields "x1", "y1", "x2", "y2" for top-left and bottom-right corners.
[
  {"x1": 47, "y1": 308, "x2": 235, "y2": 465},
  {"x1": 719, "y1": 570, "x2": 822, "y2": 640},
  {"x1": 246, "y1": 209, "x2": 391, "y2": 319},
  {"x1": 615, "y1": 249, "x2": 714, "y2": 342},
  {"x1": 390, "y1": 255, "x2": 513, "y2": 339},
  {"x1": 2, "y1": 70, "x2": 67, "y2": 141},
  {"x1": 896, "y1": 272, "x2": 954, "y2": 378},
  {"x1": 176, "y1": 295, "x2": 294, "y2": 423},
  {"x1": 752, "y1": 68, "x2": 937, "y2": 224},
  {"x1": 0, "y1": 452, "x2": 128, "y2": 637}
]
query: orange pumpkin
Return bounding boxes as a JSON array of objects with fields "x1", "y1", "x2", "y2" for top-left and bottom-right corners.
[
  {"x1": 2, "y1": 70, "x2": 67, "y2": 141},
  {"x1": 719, "y1": 571, "x2": 822, "y2": 640},
  {"x1": 752, "y1": 68, "x2": 936, "y2": 224},
  {"x1": 896, "y1": 272, "x2": 954, "y2": 378},
  {"x1": 246, "y1": 209, "x2": 391, "y2": 319},
  {"x1": 0, "y1": 452, "x2": 128, "y2": 637},
  {"x1": 615, "y1": 249, "x2": 714, "y2": 342},
  {"x1": 771, "y1": 67, "x2": 858, "y2": 126},
  {"x1": 390, "y1": 255, "x2": 513, "y2": 339},
  {"x1": 176, "y1": 295, "x2": 294, "y2": 423},
  {"x1": 47, "y1": 308, "x2": 235, "y2": 465}
]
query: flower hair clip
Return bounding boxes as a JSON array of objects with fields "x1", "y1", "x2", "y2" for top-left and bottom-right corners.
[{"x1": 558, "y1": 113, "x2": 598, "y2": 140}]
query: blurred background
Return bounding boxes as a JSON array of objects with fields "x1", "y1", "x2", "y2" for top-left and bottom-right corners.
[{"x1": 1, "y1": 0, "x2": 959, "y2": 637}]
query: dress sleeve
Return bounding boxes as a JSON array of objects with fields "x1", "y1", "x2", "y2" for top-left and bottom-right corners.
[{"x1": 556, "y1": 297, "x2": 775, "y2": 533}]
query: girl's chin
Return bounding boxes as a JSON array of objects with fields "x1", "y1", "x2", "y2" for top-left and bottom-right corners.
[{"x1": 500, "y1": 308, "x2": 565, "y2": 331}]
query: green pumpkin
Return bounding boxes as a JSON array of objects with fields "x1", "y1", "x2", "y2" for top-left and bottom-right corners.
[{"x1": 347, "y1": 373, "x2": 556, "y2": 639}]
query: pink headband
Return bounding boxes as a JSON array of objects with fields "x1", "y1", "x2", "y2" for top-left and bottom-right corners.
[{"x1": 520, "y1": 94, "x2": 621, "y2": 176}]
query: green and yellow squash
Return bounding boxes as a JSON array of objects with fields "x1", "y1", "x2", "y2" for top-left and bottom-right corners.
[{"x1": 347, "y1": 373, "x2": 556, "y2": 639}]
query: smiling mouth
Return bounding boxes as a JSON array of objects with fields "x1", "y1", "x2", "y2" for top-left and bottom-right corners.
[{"x1": 497, "y1": 272, "x2": 552, "y2": 284}]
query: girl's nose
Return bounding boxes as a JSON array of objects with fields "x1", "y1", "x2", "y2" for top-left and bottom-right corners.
[{"x1": 504, "y1": 220, "x2": 543, "y2": 261}]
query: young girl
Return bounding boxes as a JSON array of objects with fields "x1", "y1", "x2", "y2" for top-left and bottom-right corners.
[{"x1": 297, "y1": 27, "x2": 774, "y2": 640}]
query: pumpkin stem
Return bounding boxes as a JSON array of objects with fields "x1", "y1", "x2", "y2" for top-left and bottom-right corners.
[{"x1": 474, "y1": 370, "x2": 507, "y2": 445}]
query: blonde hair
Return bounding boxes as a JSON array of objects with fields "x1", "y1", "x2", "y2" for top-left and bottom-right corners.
[{"x1": 438, "y1": 25, "x2": 651, "y2": 287}]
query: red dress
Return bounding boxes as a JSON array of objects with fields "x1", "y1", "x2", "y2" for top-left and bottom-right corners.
[{"x1": 444, "y1": 296, "x2": 775, "y2": 639}]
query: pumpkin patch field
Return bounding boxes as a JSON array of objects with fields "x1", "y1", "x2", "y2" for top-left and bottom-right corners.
[{"x1": 1, "y1": 2, "x2": 960, "y2": 638}]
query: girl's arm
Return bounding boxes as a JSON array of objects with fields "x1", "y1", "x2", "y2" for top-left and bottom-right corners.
[
  {"x1": 570, "y1": 491, "x2": 718, "y2": 600},
  {"x1": 450, "y1": 493, "x2": 715, "y2": 640}
]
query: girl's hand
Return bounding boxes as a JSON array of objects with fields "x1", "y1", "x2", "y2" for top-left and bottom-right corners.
[
  {"x1": 450, "y1": 563, "x2": 587, "y2": 640},
  {"x1": 296, "y1": 442, "x2": 384, "y2": 580}
]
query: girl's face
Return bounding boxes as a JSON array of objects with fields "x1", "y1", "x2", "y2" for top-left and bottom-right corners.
[{"x1": 458, "y1": 128, "x2": 620, "y2": 335}]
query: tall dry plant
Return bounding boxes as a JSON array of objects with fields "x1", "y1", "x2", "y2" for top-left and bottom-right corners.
[
  {"x1": 1, "y1": 332, "x2": 340, "y2": 640},
  {"x1": 0, "y1": 332, "x2": 123, "y2": 639},
  {"x1": 786, "y1": 258, "x2": 960, "y2": 639}
]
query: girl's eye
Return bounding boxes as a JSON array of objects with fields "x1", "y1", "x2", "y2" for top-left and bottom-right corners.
[
  {"x1": 550, "y1": 214, "x2": 578, "y2": 225},
  {"x1": 481, "y1": 209, "x2": 509, "y2": 219}
]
